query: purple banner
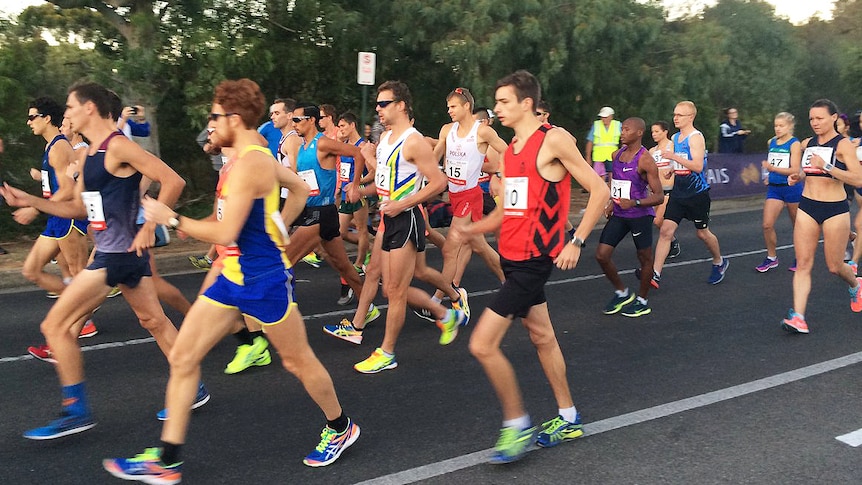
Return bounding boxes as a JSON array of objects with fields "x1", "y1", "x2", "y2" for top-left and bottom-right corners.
[{"x1": 704, "y1": 153, "x2": 769, "y2": 200}]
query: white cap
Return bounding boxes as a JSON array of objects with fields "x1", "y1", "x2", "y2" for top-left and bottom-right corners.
[{"x1": 597, "y1": 106, "x2": 615, "y2": 118}]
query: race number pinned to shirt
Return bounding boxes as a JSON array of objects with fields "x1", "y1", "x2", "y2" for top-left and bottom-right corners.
[
  {"x1": 216, "y1": 198, "x2": 225, "y2": 221},
  {"x1": 503, "y1": 176, "x2": 528, "y2": 217},
  {"x1": 652, "y1": 151, "x2": 671, "y2": 170},
  {"x1": 81, "y1": 191, "x2": 107, "y2": 230},
  {"x1": 802, "y1": 146, "x2": 834, "y2": 174},
  {"x1": 338, "y1": 162, "x2": 352, "y2": 183},
  {"x1": 40, "y1": 170, "x2": 51, "y2": 198},
  {"x1": 298, "y1": 169, "x2": 320, "y2": 196},
  {"x1": 446, "y1": 158, "x2": 468, "y2": 186},
  {"x1": 768, "y1": 152, "x2": 791, "y2": 169},
  {"x1": 375, "y1": 159, "x2": 391, "y2": 199},
  {"x1": 611, "y1": 179, "x2": 632, "y2": 203},
  {"x1": 672, "y1": 153, "x2": 691, "y2": 176}
]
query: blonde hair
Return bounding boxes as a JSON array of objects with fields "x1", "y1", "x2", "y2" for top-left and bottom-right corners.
[
  {"x1": 775, "y1": 111, "x2": 795, "y2": 127},
  {"x1": 676, "y1": 100, "x2": 697, "y2": 117}
]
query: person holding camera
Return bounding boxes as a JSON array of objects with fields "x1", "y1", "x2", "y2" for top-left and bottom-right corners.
[{"x1": 117, "y1": 105, "x2": 150, "y2": 138}]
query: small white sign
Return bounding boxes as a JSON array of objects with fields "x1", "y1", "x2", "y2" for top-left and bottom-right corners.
[{"x1": 357, "y1": 52, "x2": 376, "y2": 86}]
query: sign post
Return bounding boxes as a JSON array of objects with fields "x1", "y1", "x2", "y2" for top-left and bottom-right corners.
[{"x1": 357, "y1": 52, "x2": 376, "y2": 137}]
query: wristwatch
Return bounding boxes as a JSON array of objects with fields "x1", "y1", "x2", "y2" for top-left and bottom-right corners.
[
  {"x1": 571, "y1": 236, "x2": 586, "y2": 248},
  {"x1": 823, "y1": 161, "x2": 834, "y2": 172},
  {"x1": 167, "y1": 215, "x2": 180, "y2": 229},
  {"x1": 635, "y1": 199, "x2": 641, "y2": 207}
]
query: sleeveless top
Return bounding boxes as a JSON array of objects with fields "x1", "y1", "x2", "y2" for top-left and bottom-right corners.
[
  {"x1": 296, "y1": 132, "x2": 336, "y2": 206},
  {"x1": 337, "y1": 138, "x2": 365, "y2": 201},
  {"x1": 499, "y1": 124, "x2": 571, "y2": 261},
  {"x1": 218, "y1": 145, "x2": 292, "y2": 285},
  {"x1": 671, "y1": 130, "x2": 709, "y2": 198},
  {"x1": 611, "y1": 146, "x2": 654, "y2": 218},
  {"x1": 767, "y1": 136, "x2": 799, "y2": 185},
  {"x1": 445, "y1": 120, "x2": 484, "y2": 193},
  {"x1": 40, "y1": 134, "x2": 68, "y2": 198},
  {"x1": 802, "y1": 134, "x2": 845, "y2": 178},
  {"x1": 375, "y1": 128, "x2": 424, "y2": 208},
  {"x1": 82, "y1": 131, "x2": 142, "y2": 253}
]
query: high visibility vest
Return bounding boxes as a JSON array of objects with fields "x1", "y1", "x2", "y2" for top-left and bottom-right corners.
[{"x1": 591, "y1": 119, "x2": 622, "y2": 162}]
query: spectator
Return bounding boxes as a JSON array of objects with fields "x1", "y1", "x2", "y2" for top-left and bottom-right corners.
[
  {"x1": 586, "y1": 106, "x2": 622, "y2": 182},
  {"x1": 718, "y1": 107, "x2": 750, "y2": 153}
]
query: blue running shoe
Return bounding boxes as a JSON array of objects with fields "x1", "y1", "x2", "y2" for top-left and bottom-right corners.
[
  {"x1": 23, "y1": 412, "x2": 96, "y2": 440},
  {"x1": 157, "y1": 383, "x2": 210, "y2": 421},
  {"x1": 536, "y1": 414, "x2": 584, "y2": 447},
  {"x1": 489, "y1": 425, "x2": 537, "y2": 464},
  {"x1": 303, "y1": 417, "x2": 361, "y2": 467},
  {"x1": 103, "y1": 447, "x2": 182, "y2": 484},
  {"x1": 602, "y1": 292, "x2": 635, "y2": 315},
  {"x1": 708, "y1": 258, "x2": 729, "y2": 284}
]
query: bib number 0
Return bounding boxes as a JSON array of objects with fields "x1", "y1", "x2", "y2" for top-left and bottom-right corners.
[{"x1": 504, "y1": 177, "x2": 528, "y2": 216}]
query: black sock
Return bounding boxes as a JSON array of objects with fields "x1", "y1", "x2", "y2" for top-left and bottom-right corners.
[
  {"x1": 233, "y1": 328, "x2": 254, "y2": 346},
  {"x1": 160, "y1": 442, "x2": 182, "y2": 465},
  {"x1": 327, "y1": 413, "x2": 349, "y2": 433}
]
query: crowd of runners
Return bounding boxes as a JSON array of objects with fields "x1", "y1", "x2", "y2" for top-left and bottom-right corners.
[{"x1": 2, "y1": 68, "x2": 862, "y2": 484}]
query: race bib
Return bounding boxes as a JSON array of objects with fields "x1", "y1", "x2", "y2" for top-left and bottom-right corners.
[
  {"x1": 478, "y1": 171, "x2": 491, "y2": 184},
  {"x1": 375, "y1": 160, "x2": 391, "y2": 198},
  {"x1": 611, "y1": 179, "x2": 632, "y2": 202},
  {"x1": 652, "y1": 151, "x2": 671, "y2": 170},
  {"x1": 672, "y1": 153, "x2": 691, "y2": 176},
  {"x1": 446, "y1": 159, "x2": 468, "y2": 186},
  {"x1": 768, "y1": 152, "x2": 790, "y2": 169},
  {"x1": 216, "y1": 198, "x2": 225, "y2": 221},
  {"x1": 298, "y1": 169, "x2": 320, "y2": 196},
  {"x1": 503, "y1": 176, "x2": 528, "y2": 217},
  {"x1": 802, "y1": 146, "x2": 834, "y2": 174},
  {"x1": 855, "y1": 145, "x2": 862, "y2": 162},
  {"x1": 338, "y1": 162, "x2": 352, "y2": 183},
  {"x1": 81, "y1": 191, "x2": 107, "y2": 230},
  {"x1": 40, "y1": 170, "x2": 51, "y2": 198}
]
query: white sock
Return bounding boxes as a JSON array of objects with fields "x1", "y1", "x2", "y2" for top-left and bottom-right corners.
[
  {"x1": 431, "y1": 295, "x2": 442, "y2": 304},
  {"x1": 636, "y1": 296, "x2": 647, "y2": 305},
  {"x1": 615, "y1": 288, "x2": 629, "y2": 298},
  {"x1": 62, "y1": 277, "x2": 73, "y2": 285},
  {"x1": 559, "y1": 406, "x2": 577, "y2": 423},
  {"x1": 767, "y1": 256, "x2": 777, "y2": 261},
  {"x1": 502, "y1": 415, "x2": 531, "y2": 430}
]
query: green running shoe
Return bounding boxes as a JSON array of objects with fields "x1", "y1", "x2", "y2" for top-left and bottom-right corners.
[
  {"x1": 489, "y1": 425, "x2": 537, "y2": 464},
  {"x1": 536, "y1": 414, "x2": 583, "y2": 447},
  {"x1": 224, "y1": 336, "x2": 271, "y2": 374},
  {"x1": 602, "y1": 292, "x2": 635, "y2": 315}
]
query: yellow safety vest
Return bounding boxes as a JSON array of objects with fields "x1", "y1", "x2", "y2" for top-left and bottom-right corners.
[{"x1": 591, "y1": 119, "x2": 622, "y2": 162}]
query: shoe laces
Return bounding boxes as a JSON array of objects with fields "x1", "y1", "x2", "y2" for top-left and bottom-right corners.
[
  {"x1": 130, "y1": 448, "x2": 163, "y2": 463},
  {"x1": 541, "y1": 416, "x2": 568, "y2": 434},
  {"x1": 314, "y1": 427, "x2": 337, "y2": 452}
]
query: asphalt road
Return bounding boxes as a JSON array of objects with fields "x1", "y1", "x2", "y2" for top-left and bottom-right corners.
[{"x1": 1, "y1": 207, "x2": 861, "y2": 484}]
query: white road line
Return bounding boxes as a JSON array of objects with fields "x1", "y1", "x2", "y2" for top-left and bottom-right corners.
[
  {"x1": 0, "y1": 246, "x2": 793, "y2": 362},
  {"x1": 355, "y1": 350, "x2": 862, "y2": 485},
  {"x1": 836, "y1": 428, "x2": 862, "y2": 447}
]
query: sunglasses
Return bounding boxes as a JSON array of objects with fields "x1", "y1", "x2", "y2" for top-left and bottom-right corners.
[
  {"x1": 208, "y1": 112, "x2": 236, "y2": 121},
  {"x1": 535, "y1": 111, "x2": 547, "y2": 116},
  {"x1": 27, "y1": 113, "x2": 47, "y2": 121},
  {"x1": 376, "y1": 100, "x2": 396, "y2": 109},
  {"x1": 291, "y1": 116, "x2": 311, "y2": 123}
]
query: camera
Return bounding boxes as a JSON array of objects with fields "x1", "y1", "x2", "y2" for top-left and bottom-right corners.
[{"x1": 130, "y1": 106, "x2": 138, "y2": 115}]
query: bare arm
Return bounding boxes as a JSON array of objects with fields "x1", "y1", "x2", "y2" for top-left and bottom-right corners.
[
  {"x1": 379, "y1": 133, "x2": 446, "y2": 216},
  {"x1": 275, "y1": 162, "x2": 310, "y2": 228}
]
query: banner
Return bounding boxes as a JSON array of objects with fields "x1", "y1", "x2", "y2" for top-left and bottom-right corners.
[{"x1": 701, "y1": 153, "x2": 769, "y2": 200}]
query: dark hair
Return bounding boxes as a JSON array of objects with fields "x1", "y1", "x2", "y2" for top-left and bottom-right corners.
[
  {"x1": 446, "y1": 87, "x2": 474, "y2": 110},
  {"x1": 625, "y1": 117, "x2": 646, "y2": 132},
  {"x1": 338, "y1": 111, "x2": 358, "y2": 126},
  {"x1": 494, "y1": 70, "x2": 541, "y2": 110},
  {"x1": 377, "y1": 80, "x2": 413, "y2": 119},
  {"x1": 320, "y1": 104, "x2": 337, "y2": 120},
  {"x1": 68, "y1": 82, "x2": 113, "y2": 119},
  {"x1": 652, "y1": 120, "x2": 670, "y2": 132},
  {"x1": 722, "y1": 107, "x2": 737, "y2": 116},
  {"x1": 273, "y1": 97, "x2": 296, "y2": 112},
  {"x1": 213, "y1": 78, "x2": 266, "y2": 128},
  {"x1": 296, "y1": 102, "x2": 323, "y2": 132},
  {"x1": 29, "y1": 96, "x2": 65, "y2": 127},
  {"x1": 106, "y1": 89, "x2": 122, "y2": 121},
  {"x1": 810, "y1": 98, "x2": 839, "y2": 115},
  {"x1": 537, "y1": 100, "x2": 551, "y2": 113}
]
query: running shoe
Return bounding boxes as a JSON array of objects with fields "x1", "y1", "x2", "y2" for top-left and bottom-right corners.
[
  {"x1": 788, "y1": 259, "x2": 797, "y2": 272},
  {"x1": 668, "y1": 237, "x2": 681, "y2": 258},
  {"x1": 437, "y1": 309, "x2": 468, "y2": 345},
  {"x1": 635, "y1": 268, "x2": 660, "y2": 289},
  {"x1": 303, "y1": 418, "x2": 361, "y2": 467},
  {"x1": 708, "y1": 258, "x2": 729, "y2": 284},
  {"x1": 412, "y1": 306, "x2": 435, "y2": 323},
  {"x1": 78, "y1": 319, "x2": 98, "y2": 339},
  {"x1": 301, "y1": 252, "x2": 323, "y2": 268},
  {"x1": 602, "y1": 292, "x2": 635, "y2": 315},
  {"x1": 103, "y1": 448, "x2": 182, "y2": 485},
  {"x1": 28, "y1": 344, "x2": 56, "y2": 363},
  {"x1": 107, "y1": 286, "x2": 123, "y2": 298},
  {"x1": 157, "y1": 383, "x2": 210, "y2": 421},
  {"x1": 23, "y1": 412, "x2": 96, "y2": 440},
  {"x1": 365, "y1": 304, "x2": 380, "y2": 325},
  {"x1": 224, "y1": 336, "x2": 271, "y2": 374},
  {"x1": 452, "y1": 286, "x2": 471, "y2": 321},
  {"x1": 354, "y1": 264, "x2": 366, "y2": 277},
  {"x1": 536, "y1": 414, "x2": 583, "y2": 448},
  {"x1": 755, "y1": 257, "x2": 779, "y2": 273},
  {"x1": 188, "y1": 254, "x2": 212, "y2": 270},
  {"x1": 851, "y1": 277, "x2": 862, "y2": 313},
  {"x1": 489, "y1": 425, "x2": 537, "y2": 464},
  {"x1": 354, "y1": 348, "x2": 397, "y2": 374},
  {"x1": 46, "y1": 291, "x2": 60, "y2": 299},
  {"x1": 781, "y1": 309, "x2": 809, "y2": 334},
  {"x1": 337, "y1": 285, "x2": 355, "y2": 306},
  {"x1": 621, "y1": 299, "x2": 651, "y2": 317},
  {"x1": 324, "y1": 320, "x2": 364, "y2": 345}
]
